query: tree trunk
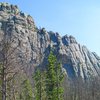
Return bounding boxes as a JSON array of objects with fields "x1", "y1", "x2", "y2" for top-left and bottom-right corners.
[{"x1": 2, "y1": 67, "x2": 6, "y2": 100}]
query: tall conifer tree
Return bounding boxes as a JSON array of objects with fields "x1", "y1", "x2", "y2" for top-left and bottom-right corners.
[{"x1": 46, "y1": 52, "x2": 64, "y2": 100}]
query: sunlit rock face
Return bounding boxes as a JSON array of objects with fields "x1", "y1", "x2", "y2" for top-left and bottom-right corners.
[{"x1": 0, "y1": 2, "x2": 100, "y2": 79}]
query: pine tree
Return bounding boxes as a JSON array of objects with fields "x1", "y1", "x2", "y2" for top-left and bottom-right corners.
[
  {"x1": 46, "y1": 52, "x2": 64, "y2": 100},
  {"x1": 33, "y1": 69, "x2": 42, "y2": 100},
  {"x1": 20, "y1": 79, "x2": 33, "y2": 100},
  {"x1": 55, "y1": 62, "x2": 64, "y2": 100},
  {"x1": 46, "y1": 52, "x2": 56, "y2": 100},
  {"x1": 33, "y1": 69, "x2": 46, "y2": 100}
]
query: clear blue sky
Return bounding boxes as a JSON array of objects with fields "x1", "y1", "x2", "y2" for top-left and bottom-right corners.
[{"x1": 0, "y1": 0, "x2": 100, "y2": 56}]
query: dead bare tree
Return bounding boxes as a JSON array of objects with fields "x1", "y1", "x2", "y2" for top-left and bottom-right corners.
[{"x1": 0, "y1": 35, "x2": 22, "y2": 100}]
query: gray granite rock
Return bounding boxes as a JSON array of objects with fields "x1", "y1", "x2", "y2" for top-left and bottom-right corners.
[{"x1": 0, "y1": 3, "x2": 100, "y2": 80}]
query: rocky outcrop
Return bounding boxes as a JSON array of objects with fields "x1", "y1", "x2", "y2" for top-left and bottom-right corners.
[{"x1": 0, "y1": 3, "x2": 100, "y2": 79}]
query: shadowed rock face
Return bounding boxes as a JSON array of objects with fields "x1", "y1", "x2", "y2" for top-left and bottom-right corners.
[{"x1": 0, "y1": 3, "x2": 100, "y2": 79}]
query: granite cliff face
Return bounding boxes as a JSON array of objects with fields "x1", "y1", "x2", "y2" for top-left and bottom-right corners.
[{"x1": 0, "y1": 3, "x2": 100, "y2": 79}]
